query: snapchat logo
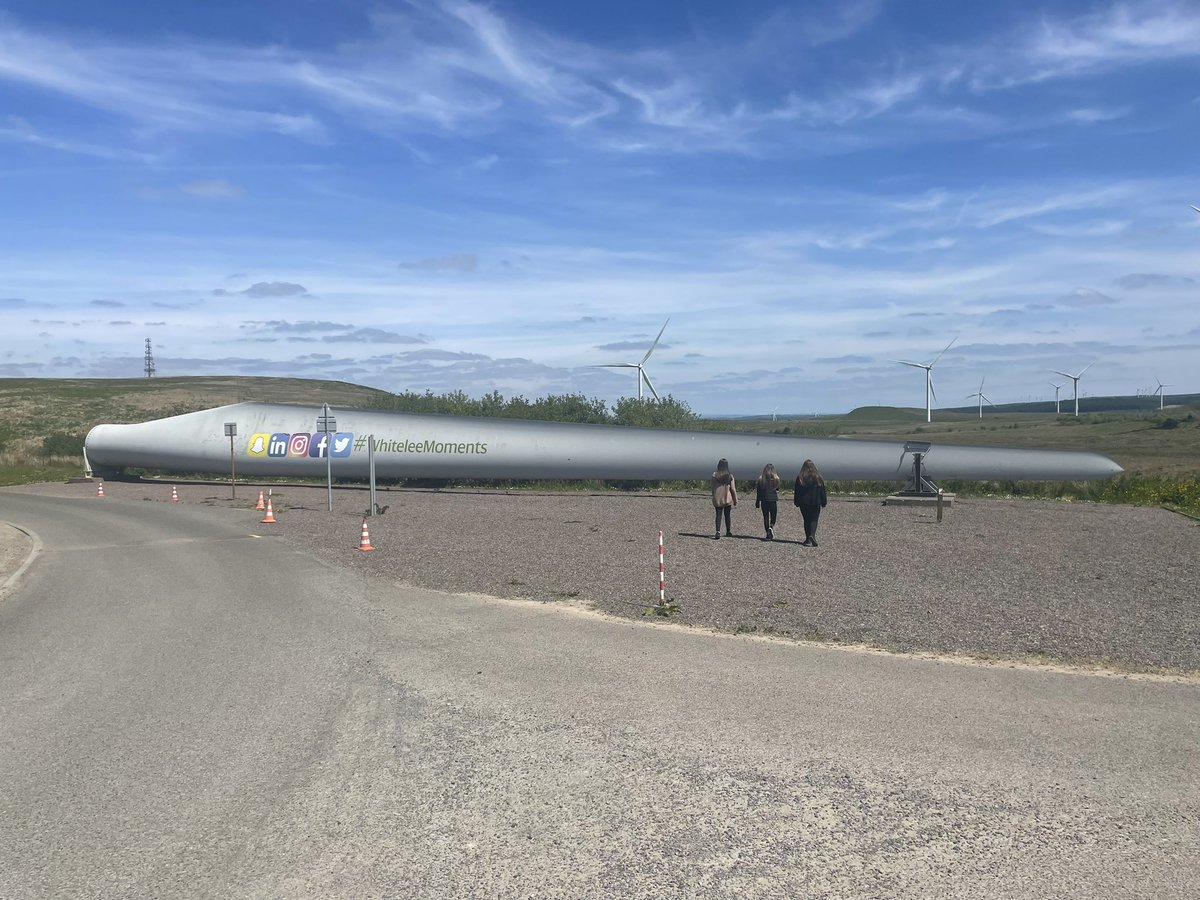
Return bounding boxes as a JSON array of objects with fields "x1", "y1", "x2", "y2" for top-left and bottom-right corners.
[{"x1": 246, "y1": 433, "x2": 269, "y2": 457}]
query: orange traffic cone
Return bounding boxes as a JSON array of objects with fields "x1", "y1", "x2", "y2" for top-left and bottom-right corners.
[
  {"x1": 97, "y1": 481, "x2": 105, "y2": 498},
  {"x1": 261, "y1": 498, "x2": 277, "y2": 524},
  {"x1": 357, "y1": 518, "x2": 375, "y2": 552},
  {"x1": 255, "y1": 490, "x2": 265, "y2": 510},
  {"x1": 171, "y1": 485, "x2": 179, "y2": 503}
]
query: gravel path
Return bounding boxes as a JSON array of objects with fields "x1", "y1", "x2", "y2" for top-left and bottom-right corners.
[{"x1": 8, "y1": 480, "x2": 1200, "y2": 673}]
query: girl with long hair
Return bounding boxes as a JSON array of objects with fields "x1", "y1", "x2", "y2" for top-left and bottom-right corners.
[
  {"x1": 755, "y1": 463, "x2": 781, "y2": 540},
  {"x1": 711, "y1": 458, "x2": 737, "y2": 539},
  {"x1": 793, "y1": 459, "x2": 828, "y2": 547}
]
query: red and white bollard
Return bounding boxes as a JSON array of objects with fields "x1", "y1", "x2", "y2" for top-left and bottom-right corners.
[
  {"x1": 657, "y1": 530, "x2": 665, "y2": 602},
  {"x1": 171, "y1": 485, "x2": 179, "y2": 503}
]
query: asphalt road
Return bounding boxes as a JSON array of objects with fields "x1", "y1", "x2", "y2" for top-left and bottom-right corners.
[{"x1": 1, "y1": 490, "x2": 1197, "y2": 899}]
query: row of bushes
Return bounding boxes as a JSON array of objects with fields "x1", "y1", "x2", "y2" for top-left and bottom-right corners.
[{"x1": 369, "y1": 390, "x2": 703, "y2": 429}]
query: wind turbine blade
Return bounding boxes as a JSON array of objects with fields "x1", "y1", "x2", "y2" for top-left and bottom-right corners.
[
  {"x1": 1050, "y1": 370, "x2": 1073, "y2": 379},
  {"x1": 929, "y1": 375, "x2": 938, "y2": 404},
  {"x1": 591, "y1": 363, "x2": 638, "y2": 369},
  {"x1": 641, "y1": 371, "x2": 660, "y2": 400},
  {"x1": 897, "y1": 361, "x2": 928, "y2": 369},
  {"x1": 930, "y1": 336, "x2": 957, "y2": 366},
  {"x1": 1192, "y1": 206, "x2": 1200, "y2": 213},
  {"x1": 641, "y1": 318, "x2": 670, "y2": 365},
  {"x1": 1077, "y1": 362, "x2": 1094, "y2": 377}
]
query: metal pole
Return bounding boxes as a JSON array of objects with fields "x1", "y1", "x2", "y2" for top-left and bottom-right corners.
[
  {"x1": 224, "y1": 423, "x2": 238, "y2": 500},
  {"x1": 319, "y1": 402, "x2": 333, "y2": 513},
  {"x1": 937, "y1": 488, "x2": 944, "y2": 523},
  {"x1": 368, "y1": 435, "x2": 377, "y2": 516},
  {"x1": 658, "y1": 530, "x2": 665, "y2": 602}
]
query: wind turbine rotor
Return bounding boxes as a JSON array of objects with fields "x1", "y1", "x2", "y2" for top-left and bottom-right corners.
[
  {"x1": 641, "y1": 370, "x2": 660, "y2": 401},
  {"x1": 930, "y1": 336, "x2": 957, "y2": 367},
  {"x1": 641, "y1": 318, "x2": 670, "y2": 366}
]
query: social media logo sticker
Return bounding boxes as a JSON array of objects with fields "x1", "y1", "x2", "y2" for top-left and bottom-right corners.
[
  {"x1": 331, "y1": 432, "x2": 354, "y2": 458},
  {"x1": 288, "y1": 433, "x2": 311, "y2": 457},
  {"x1": 246, "y1": 433, "x2": 269, "y2": 457},
  {"x1": 308, "y1": 433, "x2": 330, "y2": 458},
  {"x1": 268, "y1": 433, "x2": 290, "y2": 457}
]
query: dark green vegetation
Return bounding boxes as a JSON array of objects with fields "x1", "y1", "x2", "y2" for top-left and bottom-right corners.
[
  {"x1": 367, "y1": 389, "x2": 699, "y2": 429},
  {"x1": 1, "y1": 376, "x2": 1196, "y2": 514}
]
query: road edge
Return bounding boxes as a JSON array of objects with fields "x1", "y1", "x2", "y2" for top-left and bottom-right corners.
[{"x1": 0, "y1": 521, "x2": 42, "y2": 602}]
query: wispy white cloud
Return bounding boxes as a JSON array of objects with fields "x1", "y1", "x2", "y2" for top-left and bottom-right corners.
[
  {"x1": 0, "y1": 115, "x2": 157, "y2": 161},
  {"x1": 0, "y1": 0, "x2": 1194, "y2": 160}
]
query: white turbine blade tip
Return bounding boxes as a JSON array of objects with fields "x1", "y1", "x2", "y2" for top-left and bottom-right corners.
[{"x1": 642, "y1": 318, "x2": 670, "y2": 363}]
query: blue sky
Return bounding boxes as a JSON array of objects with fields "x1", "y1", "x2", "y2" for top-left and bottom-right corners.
[{"x1": 1, "y1": 0, "x2": 1197, "y2": 415}]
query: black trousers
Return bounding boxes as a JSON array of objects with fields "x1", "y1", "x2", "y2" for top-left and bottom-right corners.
[
  {"x1": 759, "y1": 501, "x2": 778, "y2": 532},
  {"x1": 799, "y1": 505, "x2": 821, "y2": 541},
  {"x1": 714, "y1": 506, "x2": 732, "y2": 534}
]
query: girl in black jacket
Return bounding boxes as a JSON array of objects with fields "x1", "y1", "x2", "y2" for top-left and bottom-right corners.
[
  {"x1": 793, "y1": 459, "x2": 827, "y2": 547},
  {"x1": 755, "y1": 463, "x2": 781, "y2": 540}
]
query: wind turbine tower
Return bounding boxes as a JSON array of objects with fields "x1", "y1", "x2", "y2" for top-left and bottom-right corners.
[
  {"x1": 592, "y1": 318, "x2": 670, "y2": 400},
  {"x1": 1050, "y1": 364, "x2": 1092, "y2": 416},
  {"x1": 1050, "y1": 382, "x2": 1064, "y2": 414},
  {"x1": 896, "y1": 337, "x2": 956, "y2": 423},
  {"x1": 1154, "y1": 377, "x2": 1171, "y2": 411},
  {"x1": 966, "y1": 377, "x2": 992, "y2": 419}
]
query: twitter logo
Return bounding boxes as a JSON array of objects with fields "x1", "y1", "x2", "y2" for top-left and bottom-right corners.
[{"x1": 331, "y1": 432, "x2": 354, "y2": 458}]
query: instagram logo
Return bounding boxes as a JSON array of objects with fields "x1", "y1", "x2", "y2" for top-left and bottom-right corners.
[{"x1": 288, "y1": 433, "x2": 311, "y2": 457}]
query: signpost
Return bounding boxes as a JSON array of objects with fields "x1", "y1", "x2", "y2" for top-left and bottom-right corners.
[
  {"x1": 317, "y1": 404, "x2": 336, "y2": 512},
  {"x1": 368, "y1": 434, "x2": 377, "y2": 516},
  {"x1": 224, "y1": 422, "x2": 237, "y2": 499}
]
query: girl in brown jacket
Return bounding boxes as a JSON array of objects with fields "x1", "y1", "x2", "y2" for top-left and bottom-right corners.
[{"x1": 711, "y1": 458, "x2": 737, "y2": 539}]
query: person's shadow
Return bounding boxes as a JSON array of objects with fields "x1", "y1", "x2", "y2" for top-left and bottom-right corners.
[{"x1": 678, "y1": 531, "x2": 808, "y2": 545}]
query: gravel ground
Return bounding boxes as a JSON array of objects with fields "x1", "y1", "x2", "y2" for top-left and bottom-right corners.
[{"x1": 9, "y1": 479, "x2": 1200, "y2": 673}]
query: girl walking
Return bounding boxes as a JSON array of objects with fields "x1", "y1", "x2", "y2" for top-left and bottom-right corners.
[
  {"x1": 711, "y1": 458, "x2": 737, "y2": 539},
  {"x1": 755, "y1": 463, "x2": 781, "y2": 540},
  {"x1": 793, "y1": 459, "x2": 828, "y2": 547}
]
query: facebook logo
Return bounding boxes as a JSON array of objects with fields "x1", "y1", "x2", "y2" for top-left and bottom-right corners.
[{"x1": 308, "y1": 433, "x2": 330, "y2": 458}]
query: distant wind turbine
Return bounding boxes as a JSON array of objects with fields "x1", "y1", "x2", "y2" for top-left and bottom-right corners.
[
  {"x1": 896, "y1": 337, "x2": 957, "y2": 423},
  {"x1": 1050, "y1": 363, "x2": 1093, "y2": 416},
  {"x1": 1050, "y1": 382, "x2": 1064, "y2": 414},
  {"x1": 1154, "y1": 377, "x2": 1171, "y2": 410},
  {"x1": 966, "y1": 377, "x2": 993, "y2": 419},
  {"x1": 592, "y1": 318, "x2": 669, "y2": 400}
]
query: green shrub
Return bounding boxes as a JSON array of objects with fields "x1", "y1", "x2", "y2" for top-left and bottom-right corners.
[{"x1": 41, "y1": 432, "x2": 85, "y2": 459}]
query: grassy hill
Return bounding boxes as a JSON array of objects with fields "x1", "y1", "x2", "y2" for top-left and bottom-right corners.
[
  {"x1": 728, "y1": 404, "x2": 1200, "y2": 478},
  {"x1": 0, "y1": 376, "x2": 393, "y2": 478}
]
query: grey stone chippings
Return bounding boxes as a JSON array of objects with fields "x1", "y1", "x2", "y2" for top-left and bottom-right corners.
[{"x1": 44, "y1": 481, "x2": 1199, "y2": 674}]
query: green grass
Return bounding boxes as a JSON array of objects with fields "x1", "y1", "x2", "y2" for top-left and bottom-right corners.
[{"x1": 739, "y1": 406, "x2": 1200, "y2": 479}]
